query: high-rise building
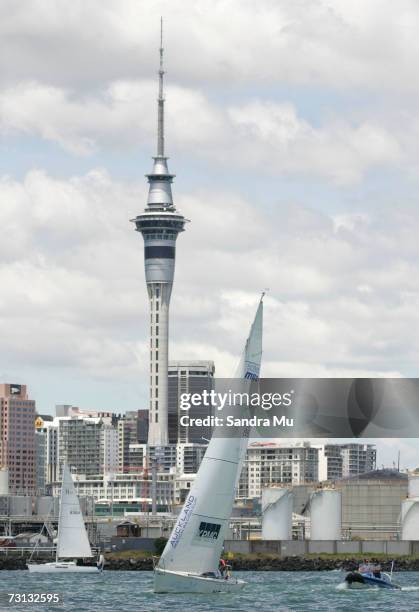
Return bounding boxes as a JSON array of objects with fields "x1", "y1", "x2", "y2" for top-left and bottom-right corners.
[
  {"x1": 340, "y1": 443, "x2": 376, "y2": 478},
  {"x1": 35, "y1": 428, "x2": 46, "y2": 494},
  {"x1": 176, "y1": 443, "x2": 207, "y2": 474},
  {"x1": 168, "y1": 361, "x2": 215, "y2": 444},
  {"x1": 137, "y1": 409, "x2": 149, "y2": 444},
  {"x1": 118, "y1": 411, "x2": 141, "y2": 473},
  {"x1": 131, "y1": 24, "x2": 188, "y2": 446},
  {"x1": 0, "y1": 383, "x2": 36, "y2": 494},
  {"x1": 100, "y1": 424, "x2": 119, "y2": 475},
  {"x1": 318, "y1": 444, "x2": 343, "y2": 482},
  {"x1": 35, "y1": 416, "x2": 56, "y2": 492},
  {"x1": 316, "y1": 443, "x2": 377, "y2": 482},
  {"x1": 238, "y1": 442, "x2": 319, "y2": 499},
  {"x1": 57, "y1": 415, "x2": 112, "y2": 478}
]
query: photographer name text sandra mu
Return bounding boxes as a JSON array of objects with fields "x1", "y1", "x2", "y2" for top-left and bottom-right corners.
[{"x1": 179, "y1": 415, "x2": 294, "y2": 428}]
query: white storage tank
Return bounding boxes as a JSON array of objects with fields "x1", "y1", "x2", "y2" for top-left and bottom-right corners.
[
  {"x1": 0, "y1": 467, "x2": 9, "y2": 495},
  {"x1": 9, "y1": 496, "x2": 32, "y2": 517},
  {"x1": 401, "y1": 498, "x2": 419, "y2": 540},
  {"x1": 0, "y1": 468, "x2": 9, "y2": 495},
  {"x1": 262, "y1": 487, "x2": 293, "y2": 540},
  {"x1": 51, "y1": 496, "x2": 60, "y2": 517},
  {"x1": 310, "y1": 488, "x2": 341, "y2": 540},
  {"x1": 79, "y1": 496, "x2": 94, "y2": 517},
  {"x1": 35, "y1": 496, "x2": 54, "y2": 517},
  {"x1": 408, "y1": 475, "x2": 419, "y2": 498},
  {"x1": 0, "y1": 495, "x2": 9, "y2": 515}
]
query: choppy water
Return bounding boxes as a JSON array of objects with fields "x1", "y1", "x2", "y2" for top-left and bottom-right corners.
[{"x1": 1, "y1": 570, "x2": 419, "y2": 611}]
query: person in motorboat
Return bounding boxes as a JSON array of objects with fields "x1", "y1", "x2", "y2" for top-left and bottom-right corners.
[
  {"x1": 357, "y1": 561, "x2": 381, "y2": 577},
  {"x1": 372, "y1": 564, "x2": 382, "y2": 578},
  {"x1": 344, "y1": 560, "x2": 400, "y2": 589}
]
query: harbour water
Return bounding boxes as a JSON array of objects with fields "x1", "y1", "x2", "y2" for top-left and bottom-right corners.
[{"x1": 1, "y1": 570, "x2": 419, "y2": 611}]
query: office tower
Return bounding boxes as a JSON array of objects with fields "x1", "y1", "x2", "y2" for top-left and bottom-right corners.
[
  {"x1": 0, "y1": 383, "x2": 36, "y2": 494},
  {"x1": 131, "y1": 23, "x2": 188, "y2": 446},
  {"x1": 137, "y1": 409, "x2": 149, "y2": 444},
  {"x1": 168, "y1": 360, "x2": 215, "y2": 444},
  {"x1": 118, "y1": 411, "x2": 141, "y2": 472}
]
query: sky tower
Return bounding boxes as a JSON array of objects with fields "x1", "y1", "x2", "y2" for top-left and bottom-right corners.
[{"x1": 131, "y1": 21, "x2": 188, "y2": 447}]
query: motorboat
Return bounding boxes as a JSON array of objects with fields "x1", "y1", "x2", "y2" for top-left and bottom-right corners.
[{"x1": 344, "y1": 562, "x2": 400, "y2": 589}]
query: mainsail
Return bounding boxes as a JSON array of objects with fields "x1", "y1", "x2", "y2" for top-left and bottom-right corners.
[
  {"x1": 158, "y1": 298, "x2": 263, "y2": 574},
  {"x1": 56, "y1": 464, "x2": 93, "y2": 559}
]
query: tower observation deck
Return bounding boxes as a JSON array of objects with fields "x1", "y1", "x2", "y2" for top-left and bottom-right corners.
[{"x1": 131, "y1": 21, "x2": 188, "y2": 446}]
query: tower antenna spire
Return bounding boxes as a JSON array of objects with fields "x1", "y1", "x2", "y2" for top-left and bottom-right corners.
[{"x1": 157, "y1": 16, "x2": 165, "y2": 157}]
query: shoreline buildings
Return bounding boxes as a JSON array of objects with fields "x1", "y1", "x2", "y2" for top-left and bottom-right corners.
[{"x1": 130, "y1": 24, "x2": 188, "y2": 446}]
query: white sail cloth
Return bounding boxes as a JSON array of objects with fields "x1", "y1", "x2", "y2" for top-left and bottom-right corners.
[
  {"x1": 56, "y1": 463, "x2": 93, "y2": 559},
  {"x1": 158, "y1": 299, "x2": 263, "y2": 575}
]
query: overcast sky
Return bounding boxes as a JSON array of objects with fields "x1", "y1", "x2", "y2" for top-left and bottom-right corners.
[{"x1": 1, "y1": 0, "x2": 419, "y2": 468}]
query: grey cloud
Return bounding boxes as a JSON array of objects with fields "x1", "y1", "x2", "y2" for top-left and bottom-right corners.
[
  {"x1": 1, "y1": 1, "x2": 419, "y2": 94},
  {"x1": 0, "y1": 81, "x2": 401, "y2": 184}
]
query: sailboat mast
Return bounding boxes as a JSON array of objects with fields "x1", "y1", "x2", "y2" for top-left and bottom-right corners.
[{"x1": 56, "y1": 463, "x2": 66, "y2": 562}]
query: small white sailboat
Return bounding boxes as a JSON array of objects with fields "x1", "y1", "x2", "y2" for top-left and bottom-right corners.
[
  {"x1": 154, "y1": 297, "x2": 263, "y2": 593},
  {"x1": 28, "y1": 464, "x2": 100, "y2": 573}
]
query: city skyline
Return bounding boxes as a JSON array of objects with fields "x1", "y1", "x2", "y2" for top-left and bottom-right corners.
[{"x1": 1, "y1": 2, "x2": 419, "y2": 467}]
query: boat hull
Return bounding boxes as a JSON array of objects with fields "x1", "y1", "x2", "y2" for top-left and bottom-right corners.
[
  {"x1": 154, "y1": 567, "x2": 246, "y2": 593},
  {"x1": 27, "y1": 561, "x2": 99, "y2": 573},
  {"x1": 345, "y1": 571, "x2": 400, "y2": 590}
]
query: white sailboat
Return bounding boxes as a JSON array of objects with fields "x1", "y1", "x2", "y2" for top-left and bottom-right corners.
[
  {"x1": 28, "y1": 463, "x2": 101, "y2": 573},
  {"x1": 154, "y1": 297, "x2": 263, "y2": 593}
]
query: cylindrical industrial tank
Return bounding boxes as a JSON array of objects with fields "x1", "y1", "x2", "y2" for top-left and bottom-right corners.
[
  {"x1": 408, "y1": 476, "x2": 419, "y2": 498},
  {"x1": 9, "y1": 496, "x2": 32, "y2": 517},
  {"x1": 52, "y1": 496, "x2": 60, "y2": 517},
  {"x1": 0, "y1": 495, "x2": 9, "y2": 515},
  {"x1": 262, "y1": 487, "x2": 293, "y2": 540},
  {"x1": 79, "y1": 496, "x2": 94, "y2": 517},
  {"x1": 310, "y1": 489, "x2": 341, "y2": 540},
  {"x1": 35, "y1": 496, "x2": 54, "y2": 517},
  {"x1": 401, "y1": 498, "x2": 419, "y2": 540},
  {"x1": 0, "y1": 468, "x2": 9, "y2": 495}
]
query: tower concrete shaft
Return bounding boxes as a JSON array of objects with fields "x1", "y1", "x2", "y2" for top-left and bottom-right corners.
[{"x1": 131, "y1": 21, "x2": 188, "y2": 446}]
